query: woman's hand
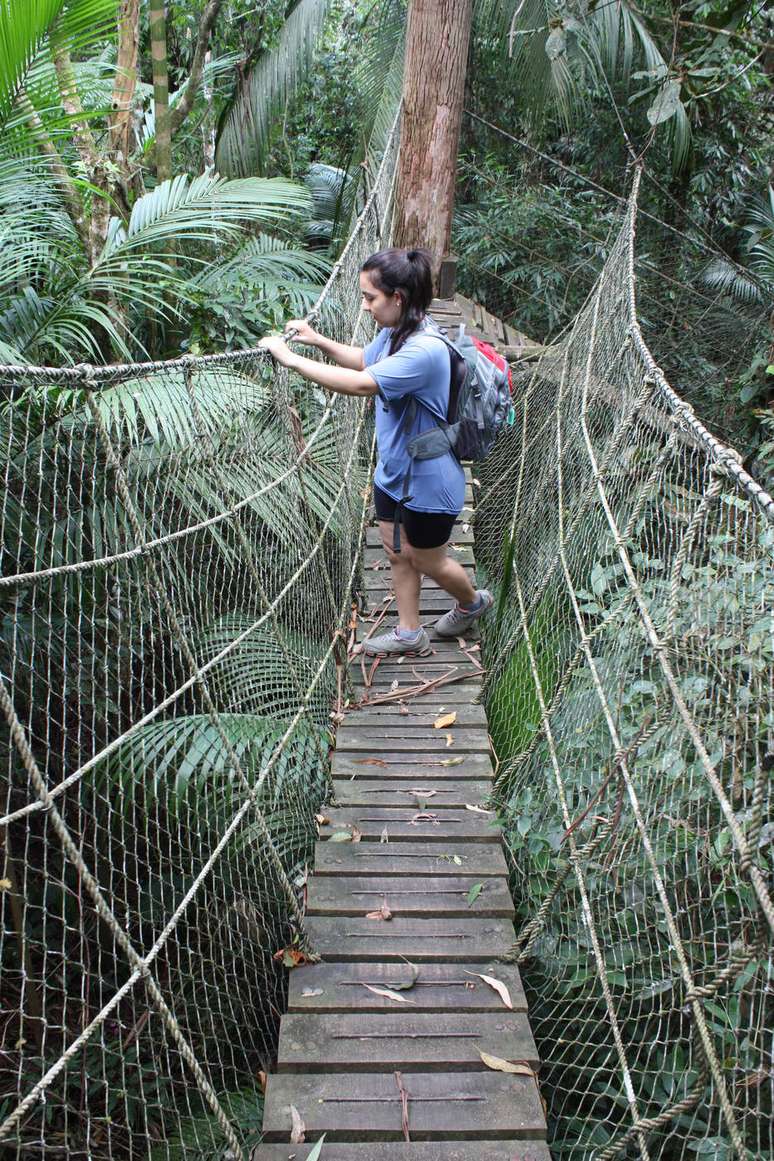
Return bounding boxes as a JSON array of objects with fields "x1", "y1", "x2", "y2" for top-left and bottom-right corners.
[
  {"x1": 258, "y1": 334, "x2": 297, "y2": 368},
  {"x1": 284, "y1": 319, "x2": 320, "y2": 345}
]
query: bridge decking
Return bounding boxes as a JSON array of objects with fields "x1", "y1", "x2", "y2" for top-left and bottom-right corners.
[{"x1": 254, "y1": 301, "x2": 548, "y2": 1158}]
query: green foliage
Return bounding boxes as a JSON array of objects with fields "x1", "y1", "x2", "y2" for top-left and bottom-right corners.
[{"x1": 486, "y1": 497, "x2": 773, "y2": 1158}]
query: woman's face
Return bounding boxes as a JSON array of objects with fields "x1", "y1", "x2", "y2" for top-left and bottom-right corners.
[{"x1": 360, "y1": 271, "x2": 404, "y2": 328}]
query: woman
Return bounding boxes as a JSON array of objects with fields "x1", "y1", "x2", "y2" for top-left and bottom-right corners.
[{"x1": 258, "y1": 246, "x2": 492, "y2": 657}]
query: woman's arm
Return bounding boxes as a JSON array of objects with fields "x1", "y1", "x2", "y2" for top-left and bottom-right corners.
[
  {"x1": 284, "y1": 319, "x2": 364, "y2": 370},
  {"x1": 259, "y1": 335, "x2": 378, "y2": 397}
]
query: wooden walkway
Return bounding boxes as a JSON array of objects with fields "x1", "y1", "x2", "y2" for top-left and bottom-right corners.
[{"x1": 254, "y1": 303, "x2": 549, "y2": 1159}]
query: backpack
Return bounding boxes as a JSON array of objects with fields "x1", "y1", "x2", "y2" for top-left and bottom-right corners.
[
  {"x1": 407, "y1": 319, "x2": 514, "y2": 464},
  {"x1": 389, "y1": 320, "x2": 514, "y2": 552}
]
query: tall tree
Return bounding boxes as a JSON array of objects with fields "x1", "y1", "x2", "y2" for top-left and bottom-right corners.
[
  {"x1": 149, "y1": 0, "x2": 171, "y2": 181},
  {"x1": 393, "y1": 0, "x2": 472, "y2": 277}
]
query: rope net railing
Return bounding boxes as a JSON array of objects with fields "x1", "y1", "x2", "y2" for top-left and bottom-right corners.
[
  {"x1": 0, "y1": 119, "x2": 398, "y2": 1159},
  {"x1": 476, "y1": 168, "x2": 773, "y2": 1160}
]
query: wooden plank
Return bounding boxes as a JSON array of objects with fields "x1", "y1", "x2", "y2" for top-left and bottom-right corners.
[
  {"x1": 341, "y1": 705, "x2": 488, "y2": 727},
  {"x1": 331, "y1": 779, "x2": 492, "y2": 808},
  {"x1": 304, "y1": 915, "x2": 514, "y2": 962},
  {"x1": 261, "y1": 1070, "x2": 546, "y2": 1141},
  {"x1": 287, "y1": 960, "x2": 527, "y2": 1013},
  {"x1": 313, "y1": 841, "x2": 508, "y2": 878},
  {"x1": 330, "y1": 753, "x2": 493, "y2": 779},
  {"x1": 254, "y1": 1142, "x2": 551, "y2": 1160},
  {"x1": 349, "y1": 675, "x2": 484, "y2": 696},
  {"x1": 347, "y1": 689, "x2": 485, "y2": 708},
  {"x1": 277, "y1": 1010, "x2": 537, "y2": 1071},
  {"x1": 306, "y1": 874, "x2": 514, "y2": 918},
  {"x1": 335, "y1": 732, "x2": 490, "y2": 753},
  {"x1": 321, "y1": 808, "x2": 500, "y2": 843}
]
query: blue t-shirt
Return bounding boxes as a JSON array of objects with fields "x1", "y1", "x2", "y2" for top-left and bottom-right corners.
[{"x1": 363, "y1": 324, "x2": 465, "y2": 515}]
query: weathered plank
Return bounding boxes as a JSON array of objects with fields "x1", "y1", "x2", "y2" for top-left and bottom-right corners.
[
  {"x1": 341, "y1": 704, "x2": 488, "y2": 727},
  {"x1": 303, "y1": 915, "x2": 514, "y2": 961},
  {"x1": 330, "y1": 753, "x2": 492, "y2": 779},
  {"x1": 277, "y1": 1010, "x2": 538, "y2": 1071},
  {"x1": 313, "y1": 841, "x2": 508, "y2": 878},
  {"x1": 331, "y1": 779, "x2": 492, "y2": 808},
  {"x1": 335, "y1": 731, "x2": 490, "y2": 753},
  {"x1": 261, "y1": 1070, "x2": 546, "y2": 1141},
  {"x1": 306, "y1": 874, "x2": 514, "y2": 918},
  {"x1": 253, "y1": 1143, "x2": 551, "y2": 1160},
  {"x1": 287, "y1": 960, "x2": 527, "y2": 1013},
  {"x1": 321, "y1": 808, "x2": 500, "y2": 843}
]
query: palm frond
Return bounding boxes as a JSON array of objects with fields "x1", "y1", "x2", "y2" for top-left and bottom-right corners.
[
  {"x1": 699, "y1": 257, "x2": 763, "y2": 305},
  {"x1": 0, "y1": 0, "x2": 118, "y2": 122},
  {"x1": 215, "y1": 0, "x2": 332, "y2": 177},
  {"x1": 197, "y1": 616, "x2": 334, "y2": 723},
  {"x1": 90, "y1": 712, "x2": 322, "y2": 818},
  {"x1": 104, "y1": 172, "x2": 310, "y2": 253}
]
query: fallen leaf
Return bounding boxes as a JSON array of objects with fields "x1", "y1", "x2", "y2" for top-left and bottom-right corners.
[
  {"x1": 289, "y1": 1104, "x2": 305, "y2": 1143},
  {"x1": 445, "y1": 732, "x2": 454, "y2": 747},
  {"x1": 452, "y1": 854, "x2": 463, "y2": 866},
  {"x1": 387, "y1": 958, "x2": 420, "y2": 990},
  {"x1": 315, "y1": 814, "x2": 330, "y2": 826},
  {"x1": 363, "y1": 984, "x2": 416, "y2": 1004},
  {"x1": 380, "y1": 826, "x2": 389, "y2": 844},
  {"x1": 467, "y1": 882, "x2": 484, "y2": 906},
  {"x1": 433, "y1": 711, "x2": 457, "y2": 729},
  {"x1": 477, "y1": 1049, "x2": 535, "y2": 1076},
  {"x1": 273, "y1": 947, "x2": 309, "y2": 969},
  {"x1": 397, "y1": 656, "x2": 405, "y2": 664},
  {"x1": 465, "y1": 803, "x2": 494, "y2": 814},
  {"x1": 328, "y1": 830, "x2": 354, "y2": 842},
  {"x1": 405, "y1": 788, "x2": 436, "y2": 797},
  {"x1": 0, "y1": 878, "x2": 11, "y2": 891},
  {"x1": 366, "y1": 898, "x2": 392, "y2": 921},
  {"x1": 462, "y1": 522, "x2": 470, "y2": 533},
  {"x1": 257, "y1": 1070, "x2": 268, "y2": 1094},
  {"x1": 390, "y1": 679, "x2": 399, "y2": 692},
  {"x1": 464, "y1": 971, "x2": 513, "y2": 1010},
  {"x1": 350, "y1": 825, "x2": 362, "y2": 843},
  {"x1": 302, "y1": 988, "x2": 324, "y2": 997},
  {"x1": 306, "y1": 1137, "x2": 326, "y2": 1161},
  {"x1": 399, "y1": 702, "x2": 410, "y2": 715},
  {"x1": 355, "y1": 758, "x2": 389, "y2": 767},
  {"x1": 440, "y1": 757, "x2": 464, "y2": 767},
  {"x1": 472, "y1": 477, "x2": 480, "y2": 485},
  {"x1": 409, "y1": 812, "x2": 439, "y2": 825}
]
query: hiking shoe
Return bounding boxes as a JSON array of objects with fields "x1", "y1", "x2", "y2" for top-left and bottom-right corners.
[
  {"x1": 362, "y1": 627, "x2": 432, "y2": 658},
  {"x1": 434, "y1": 589, "x2": 494, "y2": 638}
]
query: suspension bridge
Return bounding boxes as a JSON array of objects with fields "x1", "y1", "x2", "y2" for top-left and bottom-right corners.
[{"x1": 1, "y1": 112, "x2": 772, "y2": 1160}]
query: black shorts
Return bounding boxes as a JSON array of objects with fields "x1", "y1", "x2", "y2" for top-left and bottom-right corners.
[{"x1": 374, "y1": 485, "x2": 457, "y2": 549}]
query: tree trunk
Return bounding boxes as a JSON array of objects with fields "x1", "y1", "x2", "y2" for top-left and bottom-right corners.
[
  {"x1": 149, "y1": 0, "x2": 172, "y2": 182},
  {"x1": 110, "y1": 0, "x2": 141, "y2": 182},
  {"x1": 393, "y1": 0, "x2": 473, "y2": 282}
]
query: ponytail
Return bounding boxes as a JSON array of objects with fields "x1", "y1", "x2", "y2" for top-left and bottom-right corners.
[{"x1": 361, "y1": 247, "x2": 434, "y2": 354}]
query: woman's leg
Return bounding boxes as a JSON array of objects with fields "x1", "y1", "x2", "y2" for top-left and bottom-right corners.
[
  {"x1": 408, "y1": 542, "x2": 477, "y2": 606},
  {"x1": 378, "y1": 520, "x2": 422, "y2": 630}
]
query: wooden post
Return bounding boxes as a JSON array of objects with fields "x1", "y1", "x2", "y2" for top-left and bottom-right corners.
[{"x1": 393, "y1": 0, "x2": 473, "y2": 287}]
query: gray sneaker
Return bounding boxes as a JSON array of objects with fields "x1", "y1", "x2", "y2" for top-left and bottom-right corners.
[
  {"x1": 434, "y1": 590, "x2": 494, "y2": 638},
  {"x1": 362, "y1": 627, "x2": 432, "y2": 658}
]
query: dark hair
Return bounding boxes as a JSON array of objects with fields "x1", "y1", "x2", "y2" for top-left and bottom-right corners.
[{"x1": 360, "y1": 247, "x2": 433, "y2": 353}]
